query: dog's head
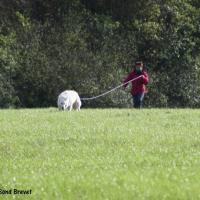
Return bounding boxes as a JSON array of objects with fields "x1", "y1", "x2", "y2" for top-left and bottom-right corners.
[{"x1": 60, "y1": 102, "x2": 68, "y2": 110}]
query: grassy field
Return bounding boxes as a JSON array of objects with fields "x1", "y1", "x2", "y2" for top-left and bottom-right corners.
[{"x1": 0, "y1": 108, "x2": 200, "y2": 200}]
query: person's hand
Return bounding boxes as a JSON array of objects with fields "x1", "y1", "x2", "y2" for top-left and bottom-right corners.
[{"x1": 141, "y1": 75, "x2": 145, "y2": 79}]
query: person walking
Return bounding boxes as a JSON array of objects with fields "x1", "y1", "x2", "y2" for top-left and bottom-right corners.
[{"x1": 123, "y1": 61, "x2": 149, "y2": 108}]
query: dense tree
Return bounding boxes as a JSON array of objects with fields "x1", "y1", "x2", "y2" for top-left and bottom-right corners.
[{"x1": 0, "y1": 0, "x2": 199, "y2": 108}]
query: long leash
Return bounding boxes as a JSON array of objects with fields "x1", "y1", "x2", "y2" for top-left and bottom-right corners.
[{"x1": 81, "y1": 75, "x2": 143, "y2": 100}]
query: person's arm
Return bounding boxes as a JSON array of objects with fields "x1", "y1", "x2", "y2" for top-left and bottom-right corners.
[
  {"x1": 123, "y1": 71, "x2": 134, "y2": 88},
  {"x1": 141, "y1": 71, "x2": 149, "y2": 85}
]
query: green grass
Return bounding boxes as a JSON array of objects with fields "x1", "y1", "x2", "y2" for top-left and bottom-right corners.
[{"x1": 0, "y1": 108, "x2": 200, "y2": 200}]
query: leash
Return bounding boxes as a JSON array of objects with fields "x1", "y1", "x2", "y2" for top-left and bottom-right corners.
[{"x1": 81, "y1": 75, "x2": 143, "y2": 100}]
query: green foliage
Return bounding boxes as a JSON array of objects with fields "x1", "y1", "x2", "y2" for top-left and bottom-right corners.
[
  {"x1": 0, "y1": 31, "x2": 19, "y2": 107},
  {"x1": 0, "y1": 0, "x2": 200, "y2": 107}
]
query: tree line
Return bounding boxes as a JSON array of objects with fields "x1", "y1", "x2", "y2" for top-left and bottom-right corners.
[{"x1": 0, "y1": 0, "x2": 200, "y2": 108}]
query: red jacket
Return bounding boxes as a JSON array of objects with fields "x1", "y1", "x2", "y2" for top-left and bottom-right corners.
[{"x1": 123, "y1": 70, "x2": 149, "y2": 95}]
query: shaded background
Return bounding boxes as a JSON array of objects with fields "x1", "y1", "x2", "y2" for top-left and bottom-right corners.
[{"x1": 0, "y1": 0, "x2": 200, "y2": 108}]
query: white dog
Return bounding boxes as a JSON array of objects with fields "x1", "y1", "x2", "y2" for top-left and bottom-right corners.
[{"x1": 57, "y1": 90, "x2": 82, "y2": 111}]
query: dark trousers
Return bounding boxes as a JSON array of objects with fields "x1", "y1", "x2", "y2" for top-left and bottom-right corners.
[{"x1": 133, "y1": 93, "x2": 145, "y2": 108}]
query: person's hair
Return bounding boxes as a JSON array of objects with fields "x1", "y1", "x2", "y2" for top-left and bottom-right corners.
[{"x1": 135, "y1": 61, "x2": 143, "y2": 65}]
